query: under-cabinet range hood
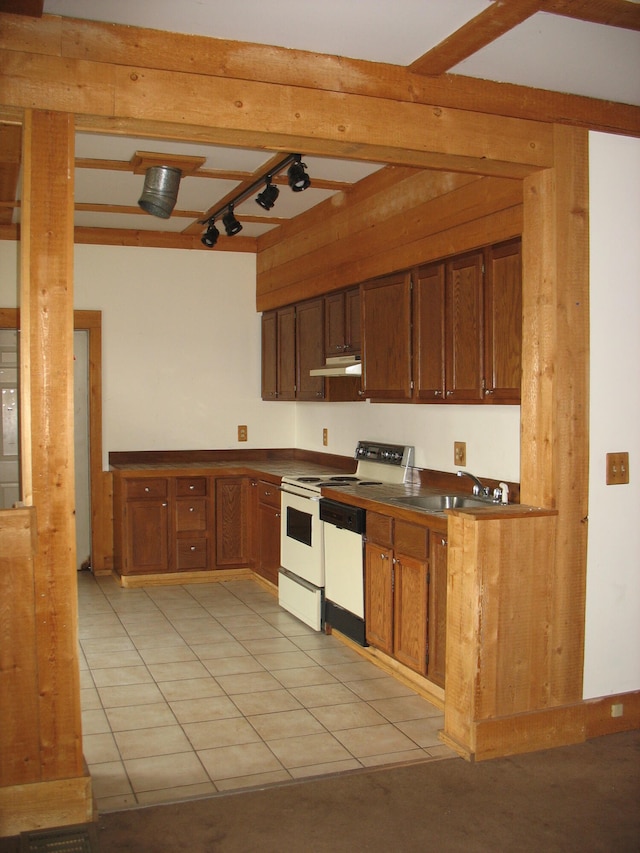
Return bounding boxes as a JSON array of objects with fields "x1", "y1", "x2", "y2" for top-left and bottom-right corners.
[{"x1": 309, "y1": 355, "x2": 362, "y2": 377}]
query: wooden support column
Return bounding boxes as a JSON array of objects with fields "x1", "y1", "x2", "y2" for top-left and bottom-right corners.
[
  {"x1": 0, "y1": 109, "x2": 91, "y2": 835},
  {"x1": 520, "y1": 125, "x2": 590, "y2": 704}
]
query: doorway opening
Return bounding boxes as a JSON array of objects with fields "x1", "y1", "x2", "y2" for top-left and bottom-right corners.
[{"x1": 0, "y1": 308, "x2": 109, "y2": 572}]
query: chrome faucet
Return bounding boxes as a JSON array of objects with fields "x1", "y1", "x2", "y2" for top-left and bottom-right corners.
[{"x1": 457, "y1": 470, "x2": 490, "y2": 497}]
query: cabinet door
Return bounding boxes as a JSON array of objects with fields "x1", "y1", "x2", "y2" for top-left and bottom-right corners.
[
  {"x1": 427, "y1": 533, "x2": 448, "y2": 688},
  {"x1": 445, "y1": 251, "x2": 484, "y2": 401},
  {"x1": 261, "y1": 310, "x2": 278, "y2": 400},
  {"x1": 216, "y1": 477, "x2": 249, "y2": 567},
  {"x1": 362, "y1": 272, "x2": 412, "y2": 400},
  {"x1": 365, "y1": 543, "x2": 394, "y2": 655},
  {"x1": 484, "y1": 239, "x2": 522, "y2": 402},
  {"x1": 296, "y1": 297, "x2": 325, "y2": 401},
  {"x1": 124, "y1": 499, "x2": 170, "y2": 574},
  {"x1": 257, "y1": 502, "x2": 281, "y2": 585},
  {"x1": 414, "y1": 262, "x2": 446, "y2": 401},
  {"x1": 277, "y1": 305, "x2": 296, "y2": 401},
  {"x1": 324, "y1": 291, "x2": 347, "y2": 356},
  {"x1": 393, "y1": 554, "x2": 428, "y2": 675},
  {"x1": 345, "y1": 288, "x2": 361, "y2": 353}
]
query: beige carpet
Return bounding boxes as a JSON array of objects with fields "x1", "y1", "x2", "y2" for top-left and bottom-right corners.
[{"x1": 4, "y1": 730, "x2": 636, "y2": 852}]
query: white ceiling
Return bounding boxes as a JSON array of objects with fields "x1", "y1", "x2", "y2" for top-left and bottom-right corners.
[{"x1": 10, "y1": 1, "x2": 640, "y2": 242}]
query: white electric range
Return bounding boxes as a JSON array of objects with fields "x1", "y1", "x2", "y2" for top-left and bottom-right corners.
[{"x1": 278, "y1": 441, "x2": 414, "y2": 633}]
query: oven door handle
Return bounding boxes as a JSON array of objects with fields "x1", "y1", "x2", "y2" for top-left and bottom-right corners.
[{"x1": 279, "y1": 486, "x2": 320, "y2": 502}]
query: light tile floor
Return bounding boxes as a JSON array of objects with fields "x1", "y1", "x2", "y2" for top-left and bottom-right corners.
[{"x1": 78, "y1": 572, "x2": 456, "y2": 812}]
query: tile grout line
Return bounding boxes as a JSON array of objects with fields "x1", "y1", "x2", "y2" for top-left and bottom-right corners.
[{"x1": 79, "y1": 573, "x2": 450, "y2": 810}]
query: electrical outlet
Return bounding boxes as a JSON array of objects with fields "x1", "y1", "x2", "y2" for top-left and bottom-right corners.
[
  {"x1": 237, "y1": 424, "x2": 248, "y2": 442},
  {"x1": 454, "y1": 441, "x2": 466, "y2": 467},
  {"x1": 611, "y1": 703, "x2": 624, "y2": 718},
  {"x1": 323, "y1": 428, "x2": 328, "y2": 447},
  {"x1": 606, "y1": 452, "x2": 629, "y2": 485}
]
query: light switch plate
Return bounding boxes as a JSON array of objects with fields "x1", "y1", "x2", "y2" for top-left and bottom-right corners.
[
  {"x1": 454, "y1": 441, "x2": 466, "y2": 467},
  {"x1": 606, "y1": 452, "x2": 629, "y2": 485}
]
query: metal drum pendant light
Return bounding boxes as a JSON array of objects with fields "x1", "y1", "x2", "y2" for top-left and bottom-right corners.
[{"x1": 138, "y1": 166, "x2": 182, "y2": 219}]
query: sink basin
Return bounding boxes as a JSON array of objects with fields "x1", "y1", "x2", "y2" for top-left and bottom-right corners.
[{"x1": 390, "y1": 494, "x2": 493, "y2": 512}]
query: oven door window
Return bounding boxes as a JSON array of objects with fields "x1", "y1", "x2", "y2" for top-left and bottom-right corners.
[{"x1": 287, "y1": 506, "x2": 312, "y2": 547}]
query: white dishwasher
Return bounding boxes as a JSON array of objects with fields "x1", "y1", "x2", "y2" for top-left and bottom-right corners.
[{"x1": 320, "y1": 498, "x2": 367, "y2": 646}]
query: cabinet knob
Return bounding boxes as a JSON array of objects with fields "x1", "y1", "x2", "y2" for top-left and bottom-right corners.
[
  {"x1": 264, "y1": 490, "x2": 271, "y2": 496},
  {"x1": 484, "y1": 388, "x2": 494, "y2": 395},
  {"x1": 190, "y1": 545, "x2": 196, "y2": 551},
  {"x1": 434, "y1": 390, "x2": 442, "y2": 397},
  {"x1": 189, "y1": 484, "x2": 195, "y2": 490},
  {"x1": 162, "y1": 502, "x2": 168, "y2": 507},
  {"x1": 144, "y1": 486, "x2": 150, "y2": 492},
  {"x1": 446, "y1": 390, "x2": 453, "y2": 397},
  {"x1": 380, "y1": 553, "x2": 387, "y2": 560},
  {"x1": 189, "y1": 506, "x2": 195, "y2": 512},
  {"x1": 276, "y1": 513, "x2": 280, "y2": 518}
]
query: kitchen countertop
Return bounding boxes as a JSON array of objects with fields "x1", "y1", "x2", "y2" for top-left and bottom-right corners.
[{"x1": 111, "y1": 457, "x2": 553, "y2": 526}]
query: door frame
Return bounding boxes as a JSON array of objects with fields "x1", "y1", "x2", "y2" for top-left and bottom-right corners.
[{"x1": 0, "y1": 307, "x2": 111, "y2": 573}]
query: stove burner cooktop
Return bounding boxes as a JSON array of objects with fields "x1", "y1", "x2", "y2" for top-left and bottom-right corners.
[{"x1": 293, "y1": 475, "x2": 382, "y2": 487}]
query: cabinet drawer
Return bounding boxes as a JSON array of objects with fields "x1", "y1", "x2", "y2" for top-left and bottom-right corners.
[
  {"x1": 125, "y1": 478, "x2": 168, "y2": 499},
  {"x1": 366, "y1": 512, "x2": 393, "y2": 548},
  {"x1": 258, "y1": 480, "x2": 280, "y2": 508},
  {"x1": 176, "y1": 538, "x2": 209, "y2": 570},
  {"x1": 175, "y1": 498, "x2": 207, "y2": 532},
  {"x1": 394, "y1": 521, "x2": 429, "y2": 561},
  {"x1": 176, "y1": 477, "x2": 208, "y2": 497}
]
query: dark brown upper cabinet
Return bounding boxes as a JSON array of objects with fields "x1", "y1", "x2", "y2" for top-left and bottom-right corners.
[
  {"x1": 361, "y1": 271, "x2": 413, "y2": 401},
  {"x1": 325, "y1": 288, "x2": 361, "y2": 356},
  {"x1": 261, "y1": 305, "x2": 296, "y2": 400},
  {"x1": 296, "y1": 297, "x2": 326, "y2": 401},
  {"x1": 483, "y1": 239, "x2": 522, "y2": 403}
]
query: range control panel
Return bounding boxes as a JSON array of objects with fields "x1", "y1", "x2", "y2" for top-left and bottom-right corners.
[{"x1": 355, "y1": 441, "x2": 414, "y2": 468}]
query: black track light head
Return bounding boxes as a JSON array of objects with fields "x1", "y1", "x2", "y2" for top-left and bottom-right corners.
[
  {"x1": 222, "y1": 206, "x2": 243, "y2": 236},
  {"x1": 256, "y1": 178, "x2": 280, "y2": 210},
  {"x1": 287, "y1": 157, "x2": 311, "y2": 192},
  {"x1": 201, "y1": 221, "x2": 220, "y2": 248}
]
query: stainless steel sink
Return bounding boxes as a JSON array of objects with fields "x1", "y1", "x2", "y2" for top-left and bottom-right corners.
[{"x1": 389, "y1": 494, "x2": 494, "y2": 513}]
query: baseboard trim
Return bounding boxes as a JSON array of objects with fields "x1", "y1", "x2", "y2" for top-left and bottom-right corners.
[
  {"x1": 0, "y1": 772, "x2": 93, "y2": 837},
  {"x1": 583, "y1": 689, "x2": 640, "y2": 738},
  {"x1": 116, "y1": 567, "x2": 254, "y2": 588},
  {"x1": 449, "y1": 689, "x2": 640, "y2": 762}
]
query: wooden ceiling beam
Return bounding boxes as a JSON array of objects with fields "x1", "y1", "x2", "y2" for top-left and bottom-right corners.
[
  {"x1": 1, "y1": 14, "x2": 638, "y2": 136},
  {"x1": 0, "y1": 49, "x2": 554, "y2": 177},
  {"x1": 409, "y1": 0, "x2": 544, "y2": 76},
  {"x1": 540, "y1": 0, "x2": 640, "y2": 31}
]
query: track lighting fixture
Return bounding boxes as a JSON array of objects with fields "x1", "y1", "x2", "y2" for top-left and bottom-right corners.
[
  {"x1": 201, "y1": 221, "x2": 220, "y2": 247},
  {"x1": 287, "y1": 157, "x2": 311, "y2": 192},
  {"x1": 199, "y1": 153, "x2": 311, "y2": 247},
  {"x1": 256, "y1": 178, "x2": 280, "y2": 210},
  {"x1": 222, "y1": 206, "x2": 243, "y2": 236}
]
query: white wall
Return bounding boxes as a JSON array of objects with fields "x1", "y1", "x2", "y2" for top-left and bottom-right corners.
[
  {"x1": 0, "y1": 243, "x2": 297, "y2": 467},
  {"x1": 295, "y1": 402, "x2": 521, "y2": 481},
  {"x1": 583, "y1": 133, "x2": 640, "y2": 699}
]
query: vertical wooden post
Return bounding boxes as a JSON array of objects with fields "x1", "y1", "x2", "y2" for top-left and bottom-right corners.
[
  {"x1": 521, "y1": 125, "x2": 590, "y2": 704},
  {"x1": 19, "y1": 110, "x2": 83, "y2": 780}
]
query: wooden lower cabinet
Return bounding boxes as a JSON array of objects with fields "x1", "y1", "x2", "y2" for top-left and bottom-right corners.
[
  {"x1": 114, "y1": 472, "x2": 252, "y2": 577},
  {"x1": 249, "y1": 478, "x2": 281, "y2": 585},
  {"x1": 365, "y1": 511, "x2": 446, "y2": 686},
  {"x1": 215, "y1": 477, "x2": 250, "y2": 567},
  {"x1": 124, "y1": 495, "x2": 170, "y2": 574}
]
